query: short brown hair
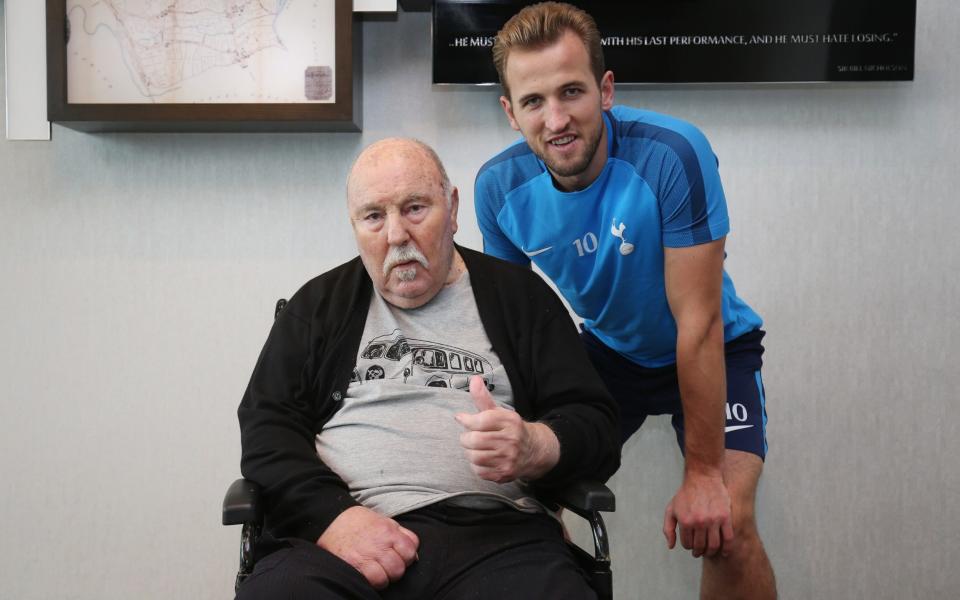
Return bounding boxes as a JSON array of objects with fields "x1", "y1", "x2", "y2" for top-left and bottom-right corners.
[{"x1": 492, "y1": 2, "x2": 605, "y2": 97}]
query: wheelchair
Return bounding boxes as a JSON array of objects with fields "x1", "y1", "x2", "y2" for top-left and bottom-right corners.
[{"x1": 224, "y1": 300, "x2": 616, "y2": 598}]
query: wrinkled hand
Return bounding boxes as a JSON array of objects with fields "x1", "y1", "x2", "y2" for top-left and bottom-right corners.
[
  {"x1": 455, "y1": 376, "x2": 559, "y2": 483},
  {"x1": 317, "y1": 505, "x2": 419, "y2": 590},
  {"x1": 663, "y1": 473, "x2": 734, "y2": 558}
]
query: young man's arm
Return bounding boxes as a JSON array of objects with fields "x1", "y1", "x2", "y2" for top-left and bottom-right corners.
[{"x1": 662, "y1": 236, "x2": 734, "y2": 559}]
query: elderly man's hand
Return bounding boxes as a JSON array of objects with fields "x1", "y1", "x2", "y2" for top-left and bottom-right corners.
[
  {"x1": 455, "y1": 376, "x2": 560, "y2": 483},
  {"x1": 316, "y1": 506, "x2": 419, "y2": 590}
]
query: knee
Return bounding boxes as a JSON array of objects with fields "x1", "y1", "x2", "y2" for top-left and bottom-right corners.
[
  {"x1": 713, "y1": 501, "x2": 762, "y2": 564},
  {"x1": 732, "y1": 500, "x2": 758, "y2": 539},
  {"x1": 725, "y1": 522, "x2": 763, "y2": 562}
]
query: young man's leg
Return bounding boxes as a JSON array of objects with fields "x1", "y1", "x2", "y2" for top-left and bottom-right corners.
[
  {"x1": 700, "y1": 449, "x2": 776, "y2": 600},
  {"x1": 672, "y1": 330, "x2": 776, "y2": 599},
  {"x1": 583, "y1": 327, "x2": 777, "y2": 598}
]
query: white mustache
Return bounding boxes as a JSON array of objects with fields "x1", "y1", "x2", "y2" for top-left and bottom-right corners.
[{"x1": 383, "y1": 243, "x2": 430, "y2": 277}]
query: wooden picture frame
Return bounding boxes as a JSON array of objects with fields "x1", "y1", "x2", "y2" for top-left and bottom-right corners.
[{"x1": 46, "y1": 0, "x2": 361, "y2": 132}]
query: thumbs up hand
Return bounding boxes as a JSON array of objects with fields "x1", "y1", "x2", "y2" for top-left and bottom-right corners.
[
  {"x1": 454, "y1": 376, "x2": 560, "y2": 483},
  {"x1": 467, "y1": 374, "x2": 498, "y2": 412}
]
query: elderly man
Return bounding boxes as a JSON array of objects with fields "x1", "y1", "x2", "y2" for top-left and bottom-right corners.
[{"x1": 236, "y1": 138, "x2": 620, "y2": 599}]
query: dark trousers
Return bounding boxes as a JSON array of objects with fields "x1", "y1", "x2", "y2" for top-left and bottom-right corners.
[{"x1": 236, "y1": 502, "x2": 596, "y2": 599}]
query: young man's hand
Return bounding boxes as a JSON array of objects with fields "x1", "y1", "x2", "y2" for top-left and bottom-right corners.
[{"x1": 663, "y1": 472, "x2": 734, "y2": 558}]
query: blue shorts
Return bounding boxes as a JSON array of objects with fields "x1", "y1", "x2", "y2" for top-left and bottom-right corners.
[{"x1": 581, "y1": 328, "x2": 769, "y2": 460}]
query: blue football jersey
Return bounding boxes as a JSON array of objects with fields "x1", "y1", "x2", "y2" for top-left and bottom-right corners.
[{"x1": 475, "y1": 106, "x2": 762, "y2": 367}]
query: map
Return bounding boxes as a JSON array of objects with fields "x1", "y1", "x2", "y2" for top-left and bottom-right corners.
[{"x1": 66, "y1": 0, "x2": 337, "y2": 103}]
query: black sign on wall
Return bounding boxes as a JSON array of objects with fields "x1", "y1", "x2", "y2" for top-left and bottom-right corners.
[{"x1": 433, "y1": 0, "x2": 916, "y2": 85}]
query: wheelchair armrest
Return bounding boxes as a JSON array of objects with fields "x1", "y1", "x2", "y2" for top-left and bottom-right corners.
[
  {"x1": 222, "y1": 478, "x2": 263, "y2": 526},
  {"x1": 552, "y1": 479, "x2": 614, "y2": 596},
  {"x1": 553, "y1": 480, "x2": 615, "y2": 520}
]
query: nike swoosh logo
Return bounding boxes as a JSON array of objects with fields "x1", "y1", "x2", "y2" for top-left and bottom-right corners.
[
  {"x1": 724, "y1": 424, "x2": 754, "y2": 433},
  {"x1": 523, "y1": 246, "x2": 553, "y2": 257}
]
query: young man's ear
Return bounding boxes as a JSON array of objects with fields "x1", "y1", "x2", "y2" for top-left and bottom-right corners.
[
  {"x1": 499, "y1": 96, "x2": 521, "y2": 132},
  {"x1": 600, "y1": 70, "x2": 615, "y2": 111},
  {"x1": 600, "y1": 71, "x2": 613, "y2": 110}
]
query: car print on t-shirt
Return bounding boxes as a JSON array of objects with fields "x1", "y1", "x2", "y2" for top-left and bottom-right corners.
[{"x1": 351, "y1": 329, "x2": 495, "y2": 392}]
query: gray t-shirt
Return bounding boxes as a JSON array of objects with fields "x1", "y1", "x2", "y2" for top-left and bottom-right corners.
[{"x1": 315, "y1": 271, "x2": 546, "y2": 517}]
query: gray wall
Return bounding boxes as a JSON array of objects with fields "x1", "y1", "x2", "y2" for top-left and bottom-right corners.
[{"x1": 2, "y1": 3, "x2": 958, "y2": 599}]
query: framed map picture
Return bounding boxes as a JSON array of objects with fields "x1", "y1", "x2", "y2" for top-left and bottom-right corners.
[{"x1": 47, "y1": 0, "x2": 361, "y2": 131}]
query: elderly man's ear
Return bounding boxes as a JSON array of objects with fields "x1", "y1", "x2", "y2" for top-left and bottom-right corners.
[{"x1": 450, "y1": 187, "x2": 460, "y2": 234}]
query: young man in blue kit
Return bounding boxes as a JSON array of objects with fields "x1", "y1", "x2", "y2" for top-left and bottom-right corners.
[{"x1": 474, "y1": 3, "x2": 776, "y2": 598}]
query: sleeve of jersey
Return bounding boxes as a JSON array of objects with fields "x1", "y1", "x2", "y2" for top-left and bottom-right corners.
[
  {"x1": 658, "y1": 125, "x2": 731, "y2": 248},
  {"x1": 474, "y1": 168, "x2": 531, "y2": 266}
]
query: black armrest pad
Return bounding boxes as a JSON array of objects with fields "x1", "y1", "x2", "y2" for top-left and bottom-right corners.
[
  {"x1": 553, "y1": 480, "x2": 615, "y2": 517},
  {"x1": 223, "y1": 478, "x2": 263, "y2": 526}
]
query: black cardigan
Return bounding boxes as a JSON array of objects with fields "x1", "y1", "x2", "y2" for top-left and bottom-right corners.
[{"x1": 238, "y1": 245, "x2": 620, "y2": 542}]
